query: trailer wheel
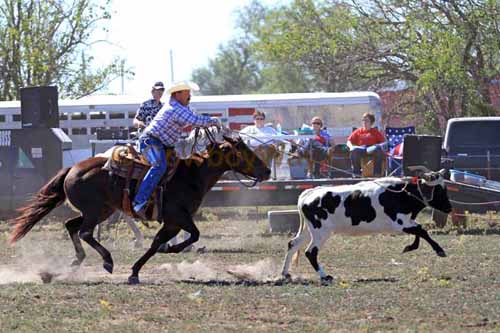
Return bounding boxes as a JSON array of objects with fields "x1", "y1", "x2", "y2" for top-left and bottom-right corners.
[{"x1": 432, "y1": 209, "x2": 448, "y2": 228}]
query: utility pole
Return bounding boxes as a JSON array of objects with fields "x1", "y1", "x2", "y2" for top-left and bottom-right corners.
[
  {"x1": 120, "y1": 60, "x2": 125, "y2": 95},
  {"x1": 169, "y1": 49, "x2": 174, "y2": 84}
]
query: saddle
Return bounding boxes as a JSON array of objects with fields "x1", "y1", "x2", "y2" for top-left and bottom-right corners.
[{"x1": 102, "y1": 144, "x2": 179, "y2": 221}]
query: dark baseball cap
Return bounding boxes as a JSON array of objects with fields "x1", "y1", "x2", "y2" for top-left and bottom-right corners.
[{"x1": 152, "y1": 81, "x2": 165, "y2": 90}]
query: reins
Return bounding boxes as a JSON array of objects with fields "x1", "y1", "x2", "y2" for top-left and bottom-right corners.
[{"x1": 194, "y1": 126, "x2": 260, "y2": 188}]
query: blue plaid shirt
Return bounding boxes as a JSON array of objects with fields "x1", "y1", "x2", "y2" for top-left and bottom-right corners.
[{"x1": 142, "y1": 98, "x2": 216, "y2": 146}]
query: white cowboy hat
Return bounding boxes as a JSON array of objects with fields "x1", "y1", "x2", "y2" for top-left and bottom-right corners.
[{"x1": 167, "y1": 81, "x2": 200, "y2": 94}]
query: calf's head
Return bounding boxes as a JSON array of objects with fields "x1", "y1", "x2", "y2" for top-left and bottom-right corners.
[{"x1": 419, "y1": 168, "x2": 452, "y2": 214}]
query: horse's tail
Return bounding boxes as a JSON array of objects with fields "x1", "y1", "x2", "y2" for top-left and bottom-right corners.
[{"x1": 9, "y1": 167, "x2": 71, "y2": 244}]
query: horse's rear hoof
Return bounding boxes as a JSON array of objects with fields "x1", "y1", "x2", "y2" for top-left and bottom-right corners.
[
  {"x1": 437, "y1": 250, "x2": 447, "y2": 257},
  {"x1": 103, "y1": 262, "x2": 114, "y2": 274},
  {"x1": 70, "y1": 259, "x2": 82, "y2": 267},
  {"x1": 321, "y1": 275, "x2": 334, "y2": 286},
  {"x1": 128, "y1": 276, "x2": 140, "y2": 285}
]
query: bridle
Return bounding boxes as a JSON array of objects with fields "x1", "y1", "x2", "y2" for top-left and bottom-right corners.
[{"x1": 197, "y1": 127, "x2": 260, "y2": 188}]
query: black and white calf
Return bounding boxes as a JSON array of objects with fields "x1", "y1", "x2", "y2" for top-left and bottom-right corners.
[{"x1": 281, "y1": 168, "x2": 453, "y2": 284}]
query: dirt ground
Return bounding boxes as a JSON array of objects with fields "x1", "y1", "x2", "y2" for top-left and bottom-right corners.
[{"x1": 0, "y1": 209, "x2": 499, "y2": 332}]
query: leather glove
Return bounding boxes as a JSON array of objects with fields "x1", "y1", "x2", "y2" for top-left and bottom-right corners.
[{"x1": 210, "y1": 117, "x2": 222, "y2": 128}]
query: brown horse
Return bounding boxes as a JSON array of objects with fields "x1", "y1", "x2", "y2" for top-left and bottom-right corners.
[{"x1": 9, "y1": 130, "x2": 271, "y2": 284}]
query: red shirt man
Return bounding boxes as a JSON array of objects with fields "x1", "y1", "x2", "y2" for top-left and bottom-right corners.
[
  {"x1": 347, "y1": 127, "x2": 385, "y2": 147},
  {"x1": 347, "y1": 113, "x2": 386, "y2": 177}
]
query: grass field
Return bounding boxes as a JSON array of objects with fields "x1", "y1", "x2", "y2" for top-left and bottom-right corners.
[{"x1": 0, "y1": 208, "x2": 499, "y2": 332}]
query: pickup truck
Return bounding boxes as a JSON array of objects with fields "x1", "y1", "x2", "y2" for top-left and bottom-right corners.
[
  {"x1": 443, "y1": 117, "x2": 500, "y2": 181},
  {"x1": 434, "y1": 117, "x2": 500, "y2": 226}
]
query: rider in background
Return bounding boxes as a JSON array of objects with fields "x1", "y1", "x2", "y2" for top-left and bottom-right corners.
[
  {"x1": 132, "y1": 81, "x2": 220, "y2": 218},
  {"x1": 134, "y1": 81, "x2": 165, "y2": 130}
]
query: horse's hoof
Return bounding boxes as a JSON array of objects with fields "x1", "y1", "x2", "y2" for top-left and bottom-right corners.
[
  {"x1": 70, "y1": 259, "x2": 82, "y2": 267},
  {"x1": 103, "y1": 262, "x2": 114, "y2": 274},
  {"x1": 282, "y1": 273, "x2": 292, "y2": 281},
  {"x1": 402, "y1": 246, "x2": 412, "y2": 253},
  {"x1": 437, "y1": 250, "x2": 447, "y2": 257},
  {"x1": 320, "y1": 275, "x2": 334, "y2": 286},
  {"x1": 128, "y1": 276, "x2": 140, "y2": 285}
]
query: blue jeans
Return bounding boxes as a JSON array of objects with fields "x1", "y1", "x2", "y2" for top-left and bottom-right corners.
[
  {"x1": 350, "y1": 145, "x2": 384, "y2": 176},
  {"x1": 133, "y1": 136, "x2": 167, "y2": 212},
  {"x1": 299, "y1": 140, "x2": 329, "y2": 179}
]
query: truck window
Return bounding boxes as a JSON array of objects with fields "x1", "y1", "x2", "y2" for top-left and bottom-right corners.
[{"x1": 448, "y1": 121, "x2": 500, "y2": 154}]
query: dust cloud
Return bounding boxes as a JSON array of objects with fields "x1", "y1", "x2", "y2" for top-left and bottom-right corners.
[
  {"x1": 0, "y1": 238, "x2": 107, "y2": 285},
  {"x1": 152, "y1": 258, "x2": 280, "y2": 282},
  {"x1": 156, "y1": 260, "x2": 220, "y2": 281},
  {"x1": 226, "y1": 258, "x2": 280, "y2": 281}
]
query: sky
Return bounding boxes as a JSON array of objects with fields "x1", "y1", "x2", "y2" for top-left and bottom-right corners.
[{"x1": 92, "y1": 0, "x2": 265, "y2": 96}]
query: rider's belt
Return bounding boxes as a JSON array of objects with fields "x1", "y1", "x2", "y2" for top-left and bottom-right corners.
[{"x1": 143, "y1": 134, "x2": 175, "y2": 149}]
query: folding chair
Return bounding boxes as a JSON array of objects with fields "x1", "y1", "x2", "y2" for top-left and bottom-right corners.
[{"x1": 385, "y1": 126, "x2": 415, "y2": 176}]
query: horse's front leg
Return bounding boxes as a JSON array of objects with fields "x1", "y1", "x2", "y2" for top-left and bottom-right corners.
[{"x1": 128, "y1": 224, "x2": 180, "y2": 285}]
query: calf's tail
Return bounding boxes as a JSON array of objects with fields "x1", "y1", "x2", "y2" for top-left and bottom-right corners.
[{"x1": 291, "y1": 209, "x2": 307, "y2": 267}]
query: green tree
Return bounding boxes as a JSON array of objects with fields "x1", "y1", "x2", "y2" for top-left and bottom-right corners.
[
  {"x1": 0, "y1": 0, "x2": 131, "y2": 100},
  {"x1": 252, "y1": 0, "x2": 388, "y2": 92},
  {"x1": 192, "y1": 39, "x2": 262, "y2": 95},
  {"x1": 351, "y1": 0, "x2": 500, "y2": 132},
  {"x1": 191, "y1": 0, "x2": 316, "y2": 95}
]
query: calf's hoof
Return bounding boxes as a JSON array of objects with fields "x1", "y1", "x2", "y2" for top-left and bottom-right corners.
[
  {"x1": 128, "y1": 276, "x2": 140, "y2": 285},
  {"x1": 103, "y1": 262, "x2": 114, "y2": 274},
  {"x1": 436, "y1": 250, "x2": 446, "y2": 257}
]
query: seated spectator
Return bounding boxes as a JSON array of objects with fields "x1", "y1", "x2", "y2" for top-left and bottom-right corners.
[
  {"x1": 240, "y1": 111, "x2": 279, "y2": 167},
  {"x1": 347, "y1": 112, "x2": 386, "y2": 177},
  {"x1": 293, "y1": 116, "x2": 334, "y2": 178}
]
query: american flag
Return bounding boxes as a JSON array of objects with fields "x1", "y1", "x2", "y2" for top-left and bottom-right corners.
[{"x1": 385, "y1": 126, "x2": 415, "y2": 151}]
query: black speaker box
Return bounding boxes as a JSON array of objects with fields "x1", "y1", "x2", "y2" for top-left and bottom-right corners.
[
  {"x1": 20, "y1": 86, "x2": 59, "y2": 128},
  {"x1": 402, "y1": 135, "x2": 442, "y2": 176}
]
